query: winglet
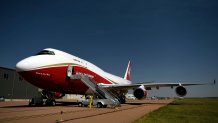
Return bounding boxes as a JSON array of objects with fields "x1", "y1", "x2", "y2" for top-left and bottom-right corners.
[
  {"x1": 124, "y1": 61, "x2": 131, "y2": 80},
  {"x1": 214, "y1": 79, "x2": 216, "y2": 85}
]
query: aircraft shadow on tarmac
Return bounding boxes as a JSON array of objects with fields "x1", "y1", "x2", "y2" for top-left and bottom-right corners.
[
  {"x1": 0, "y1": 102, "x2": 79, "y2": 108},
  {"x1": 0, "y1": 101, "x2": 171, "y2": 108},
  {"x1": 125, "y1": 102, "x2": 145, "y2": 105}
]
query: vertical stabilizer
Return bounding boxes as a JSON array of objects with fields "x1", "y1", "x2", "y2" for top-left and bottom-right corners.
[{"x1": 124, "y1": 61, "x2": 131, "y2": 80}]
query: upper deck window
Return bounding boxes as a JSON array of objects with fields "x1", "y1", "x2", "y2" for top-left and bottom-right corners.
[{"x1": 36, "y1": 50, "x2": 55, "y2": 55}]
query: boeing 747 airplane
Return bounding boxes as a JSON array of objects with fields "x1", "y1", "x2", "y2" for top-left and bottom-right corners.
[{"x1": 16, "y1": 48, "x2": 215, "y2": 106}]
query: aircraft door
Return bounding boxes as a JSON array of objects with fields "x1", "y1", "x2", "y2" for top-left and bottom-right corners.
[
  {"x1": 67, "y1": 65, "x2": 74, "y2": 77},
  {"x1": 67, "y1": 65, "x2": 75, "y2": 92}
]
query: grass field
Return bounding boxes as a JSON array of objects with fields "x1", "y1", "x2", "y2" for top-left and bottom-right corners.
[{"x1": 134, "y1": 98, "x2": 218, "y2": 123}]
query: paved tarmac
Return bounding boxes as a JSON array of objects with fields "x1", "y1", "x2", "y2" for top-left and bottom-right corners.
[{"x1": 0, "y1": 99, "x2": 173, "y2": 123}]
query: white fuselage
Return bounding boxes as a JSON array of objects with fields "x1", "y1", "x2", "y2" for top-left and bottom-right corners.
[{"x1": 16, "y1": 48, "x2": 131, "y2": 94}]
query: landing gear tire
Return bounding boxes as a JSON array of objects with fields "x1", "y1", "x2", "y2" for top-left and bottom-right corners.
[
  {"x1": 119, "y1": 95, "x2": 126, "y2": 104},
  {"x1": 29, "y1": 102, "x2": 32, "y2": 106},
  {"x1": 45, "y1": 99, "x2": 56, "y2": 106}
]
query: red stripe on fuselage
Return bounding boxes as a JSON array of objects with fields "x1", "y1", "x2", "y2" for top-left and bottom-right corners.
[{"x1": 18, "y1": 66, "x2": 112, "y2": 94}]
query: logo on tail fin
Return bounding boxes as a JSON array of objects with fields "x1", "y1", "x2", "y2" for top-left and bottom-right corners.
[{"x1": 124, "y1": 61, "x2": 131, "y2": 80}]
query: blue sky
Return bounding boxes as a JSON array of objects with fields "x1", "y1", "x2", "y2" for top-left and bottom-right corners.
[{"x1": 0, "y1": 0, "x2": 218, "y2": 97}]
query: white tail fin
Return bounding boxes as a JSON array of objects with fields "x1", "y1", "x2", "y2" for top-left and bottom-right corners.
[{"x1": 124, "y1": 61, "x2": 131, "y2": 80}]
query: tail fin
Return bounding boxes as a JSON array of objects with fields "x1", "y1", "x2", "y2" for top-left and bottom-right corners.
[{"x1": 124, "y1": 61, "x2": 131, "y2": 80}]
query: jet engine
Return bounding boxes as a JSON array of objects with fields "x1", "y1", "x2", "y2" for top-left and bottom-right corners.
[
  {"x1": 133, "y1": 86, "x2": 147, "y2": 99},
  {"x1": 175, "y1": 86, "x2": 187, "y2": 97}
]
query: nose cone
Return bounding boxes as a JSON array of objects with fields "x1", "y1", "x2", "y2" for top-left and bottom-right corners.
[{"x1": 16, "y1": 58, "x2": 31, "y2": 72}]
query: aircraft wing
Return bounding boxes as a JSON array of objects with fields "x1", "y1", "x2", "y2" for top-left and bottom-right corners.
[{"x1": 101, "y1": 80, "x2": 216, "y2": 90}]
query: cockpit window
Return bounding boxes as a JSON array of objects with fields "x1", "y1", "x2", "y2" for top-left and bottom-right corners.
[{"x1": 35, "y1": 50, "x2": 55, "y2": 55}]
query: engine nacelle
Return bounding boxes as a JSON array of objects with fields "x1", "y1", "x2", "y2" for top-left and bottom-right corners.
[
  {"x1": 133, "y1": 87, "x2": 147, "y2": 99},
  {"x1": 175, "y1": 86, "x2": 187, "y2": 97}
]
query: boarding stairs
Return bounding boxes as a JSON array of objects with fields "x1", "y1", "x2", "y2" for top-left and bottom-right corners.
[{"x1": 67, "y1": 66, "x2": 120, "y2": 107}]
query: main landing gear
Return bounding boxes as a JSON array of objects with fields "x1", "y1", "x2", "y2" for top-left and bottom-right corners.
[
  {"x1": 118, "y1": 94, "x2": 126, "y2": 104},
  {"x1": 29, "y1": 97, "x2": 56, "y2": 106},
  {"x1": 45, "y1": 98, "x2": 56, "y2": 106},
  {"x1": 29, "y1": 90, "x2": 56, "y2": 106}
]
